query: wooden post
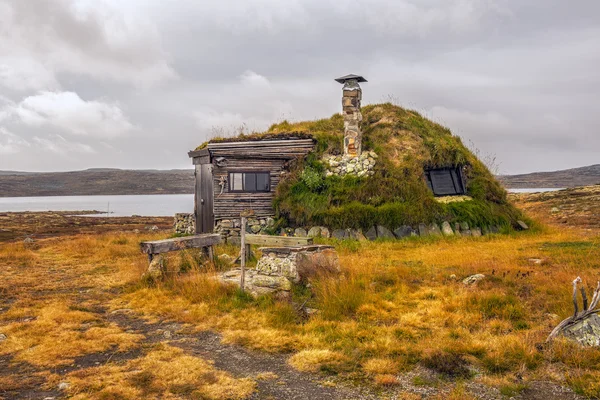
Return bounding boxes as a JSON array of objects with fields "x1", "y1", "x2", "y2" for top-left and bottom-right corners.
[
  {"x1": 240, "y1": 216, "x2": 246, "y2": 292},
  {"x1": 239, "y1": 209, "x2": 255, "y2": 293}
]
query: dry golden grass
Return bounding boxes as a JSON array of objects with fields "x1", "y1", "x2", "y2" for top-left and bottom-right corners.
[
  {"x1": 0, "y1": 300, "x2": 143, "y2": 366},
  {"x1": 288, "y1": 349, "x2": 346, "y2": 373},
  {"x1": 65, "y1": 344, "x2": 255, "y2": 399},
  {"x1": 2, "y1": 223, "x2": 600, "y2": 397},
  {"x1": 106, "y1": 227, "x2": 600, "y2": 396}
]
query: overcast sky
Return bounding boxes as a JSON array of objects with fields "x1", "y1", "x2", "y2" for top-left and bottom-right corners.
[{"x1": 0, "y1": 0, "x2": 598, "y2": 174}]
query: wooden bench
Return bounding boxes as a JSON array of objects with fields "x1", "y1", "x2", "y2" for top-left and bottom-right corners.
[{"x1": 140, "y1": 234, "x2": 222, "y2": 263}]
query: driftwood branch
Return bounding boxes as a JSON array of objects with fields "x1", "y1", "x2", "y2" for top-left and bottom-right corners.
[
  {"x1": 572, "y1": 277, "x2": 581, "y2": 318},
  {"x1": 581, "y1": 286, "x2": 589, "y2": 311},
  {"x1": 547, "y1": 277, "x2": 600, "y2": 342}
]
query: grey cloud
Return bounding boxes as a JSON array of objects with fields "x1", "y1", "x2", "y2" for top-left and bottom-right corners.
[{"x1": 0, "y1": 0, "x2": 598, "y2": 174}]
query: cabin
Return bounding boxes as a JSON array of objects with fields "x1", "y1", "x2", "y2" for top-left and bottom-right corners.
[
  {"x1": 187, "y1": 74, "x2": 474, "y2": 235},
  {"x1": 187, "y1": 139, "x2": 314, "y2": 233}
]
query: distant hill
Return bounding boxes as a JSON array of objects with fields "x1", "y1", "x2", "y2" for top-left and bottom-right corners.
[
  {"x1": 499, "y1": 164, "x2": 600, "y2": 188},
  {"x1": 1, "y1": 163, "x2": 598, "y2": 197},
  {"x1": 0, "y1": 169, "x2": 194, "y2": 197}
]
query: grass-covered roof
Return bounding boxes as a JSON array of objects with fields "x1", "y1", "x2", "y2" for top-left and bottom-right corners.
[{"x1": 202, "y1": 103, "x2": 523, "y2": 231}]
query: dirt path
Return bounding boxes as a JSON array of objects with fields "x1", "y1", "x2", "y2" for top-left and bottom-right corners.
[{"x1": 107, "y1": 310, "x2": 381, "y2": 400}]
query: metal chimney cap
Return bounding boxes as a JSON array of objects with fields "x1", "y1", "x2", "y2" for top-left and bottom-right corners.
[{"x1": 334, "y1": 74, "x2": 367, "y2": 84}]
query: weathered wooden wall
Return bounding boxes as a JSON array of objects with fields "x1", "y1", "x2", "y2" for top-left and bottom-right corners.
[
  {"x1": 189, "y1": 139, "x2": 314, "y2": 224},
  {"x1": 213, "y1": 158, "x2": 284, "y2": 218}
]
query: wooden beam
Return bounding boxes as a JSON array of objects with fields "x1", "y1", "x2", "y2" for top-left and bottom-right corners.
[
  {"x1": 207, "y1": 139, "x2": 314, "y2": 149},
  {"x1": 140, "y1": 234, "x2": 221, "y2": 255},
  {"x1": 244, "y1": 234, "x2": 313, "y2": 246},
  {"x1": 188, "y1": 148, "x2": 210, "y2": 159}
]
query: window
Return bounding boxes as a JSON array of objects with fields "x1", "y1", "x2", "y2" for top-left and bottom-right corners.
[
  {"x1": 228, "y1": 172, "x2": 270, "y2": 192},
  {"x1": 425, "y1": 167, "x2": 466, "y2": 196}
]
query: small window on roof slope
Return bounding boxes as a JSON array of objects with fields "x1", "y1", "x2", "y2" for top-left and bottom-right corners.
[{"x1": 425, "y1": 167, "x2": 466, "y2": 196}]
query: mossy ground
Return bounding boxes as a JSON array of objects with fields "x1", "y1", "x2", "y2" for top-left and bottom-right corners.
[{"x1": 203, "y1": 103, "x2": 524, "y2": 231}]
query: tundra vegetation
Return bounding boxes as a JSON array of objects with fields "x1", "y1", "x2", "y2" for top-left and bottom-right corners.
[
  {"x1": 202, "y1": 103, "x2": 526, "y2": 231},
  {"x1": 1, "y1": 200, "x2": 600, "y2": 398}
]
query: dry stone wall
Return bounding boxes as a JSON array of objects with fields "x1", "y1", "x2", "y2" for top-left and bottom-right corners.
[
  {"x1": 220, "y1": 245, "x2": 339, "y2": 297},
  {"x1": 323, "y1": 151, "x2": 377, "y2": 178},
  {"x1": 174, "y1": 213, "x2": 195, "y2": 235}
]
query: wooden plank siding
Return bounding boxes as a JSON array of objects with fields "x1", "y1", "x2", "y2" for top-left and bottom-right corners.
[
  {"x1": 189, "y1": 138, "x2": 315, "y2": 223},
  {"x1": 213, "y1": 158, "x2": 284, "y2": 219}
]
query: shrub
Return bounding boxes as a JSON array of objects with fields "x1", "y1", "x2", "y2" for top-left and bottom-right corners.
[{"x1": 422, "y1": 351, "x2": 472, "y2": 379}]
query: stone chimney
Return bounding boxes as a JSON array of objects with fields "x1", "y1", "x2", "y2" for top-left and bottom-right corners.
[{"x1": 335, "y1": 74, "x2": 367, "y2": 157}]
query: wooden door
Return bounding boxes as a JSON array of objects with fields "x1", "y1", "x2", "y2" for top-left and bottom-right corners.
[{"x1": 195, "y1": 163, "x2": 214, "y2": 233}]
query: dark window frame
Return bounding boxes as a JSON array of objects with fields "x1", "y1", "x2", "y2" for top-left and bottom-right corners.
[
  {"x1": 424, "y1": 166, "x2": 466, "y2": 196},
  {"x1": 228, "y1": 171, "x2": 271, "y2": 193}
]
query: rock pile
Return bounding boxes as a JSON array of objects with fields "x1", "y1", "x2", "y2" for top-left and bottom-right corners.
[
  {"x1": 322, "y1": 151, "x2": 377, "y2": 178},
  {"x1": 174, "y1": 213, "x2": 195, "y2": 235},
  {"x1": 220, "y1": 245, "x2": 340, "y2": 297}
]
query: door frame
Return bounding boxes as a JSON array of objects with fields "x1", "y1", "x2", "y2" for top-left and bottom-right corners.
[{"x1": 194, "y1": 162, "x2": 214, "y2": 233}]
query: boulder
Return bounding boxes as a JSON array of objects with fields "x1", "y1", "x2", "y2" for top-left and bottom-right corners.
[
  {"x1": 428, "y1": 223, "x2": 442, "y2": 236},
  {"x1": 320, "y1": 227, "x2": 331, "y2": 238},
  {"x1": 266, "y1": 217, "x2": 275, "y2": 227},
  {"x1": 418, "y1": 223, "x2": 428, "y2": 237},
  {"x1": 332, "y1": 229, "x2": 348, "y2": 240},
  {"x1": 296, "y1": 248, "x2": 341, "y2": 281},
  {"x1": 462, "y1": 274, "x2": 485, "y2": 285},
  {"x1": 471, "y1": 227, "x2": 482, "y2": 237},
  {"x1": 347, "y1": 229, "x2": 367, "y2": 241},
  {"x1": 220, "y1": 220, "x2": 233, "y2": 228},
  {"x1": 365, "y1": 226, "x2": 377, "y2": 241},
  {"x1": 307, "y1": 227, "x2": 322, "y2": 238},
  {"x1": 561, "y1": 313, "x2": 600, "y2": 347},
  {"x1": 252, "y1": 275, "x2": 292, "y2": 291},
  {"x1": 460, "y1": 221, "x2": 469, "y2": 231},
  {"x1": 376, "y1": 225, "x2": 395, "y2": 239},
  {"x1": 394, "y1": 225, "x2": 414, "y2": 239},
  {"x1": 441, "y1": 221, "x2": 454, "y2": 236},
  {"x1": 250, "y1": 225, "x2": 262, "y2": 234},
  {"x1": 0, "y1": 333, "x2": 6, "y2": 342},
  {"x1": 490, "y1": 225, "x2": 500, "y2": 234},
  {"x1": 517, "y1": 220, "x2": 529, "y2": 230},
  {"x1": 294, "y1": 228, "x2": 308, "y2": 237},
  {"x1": 218, "y1": 254, "x2": 235, "y2": 265},
  {"x1": 143, "y1": 256, "x2": 165, "y2": 281}
]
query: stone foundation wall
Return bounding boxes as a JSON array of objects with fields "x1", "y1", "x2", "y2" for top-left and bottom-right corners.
[
  {"x1": 323, "y1": 151, "x2": 377, "y2": 178},
  {"x1": 174, "y1": 213, "x2": 195, "y2": 235},
  {"x1": 216, "y1": 217, "x2": 275, "y2": 239}
]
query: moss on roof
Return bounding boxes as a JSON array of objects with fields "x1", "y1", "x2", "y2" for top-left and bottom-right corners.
[{"x1": 199, "y1": 103, "x2": 524, "y2": 230}]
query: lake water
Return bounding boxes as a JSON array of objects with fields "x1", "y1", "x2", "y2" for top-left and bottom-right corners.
[
  {"x1": 0, "y1": 188, "x2": 565, "y2": 217},
  {"x1": 507, "y1": 188, "x2": 565, "y2": 193},
  {"x1": 0, "y1": 194, "x2": 194, "y2": 217}
]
